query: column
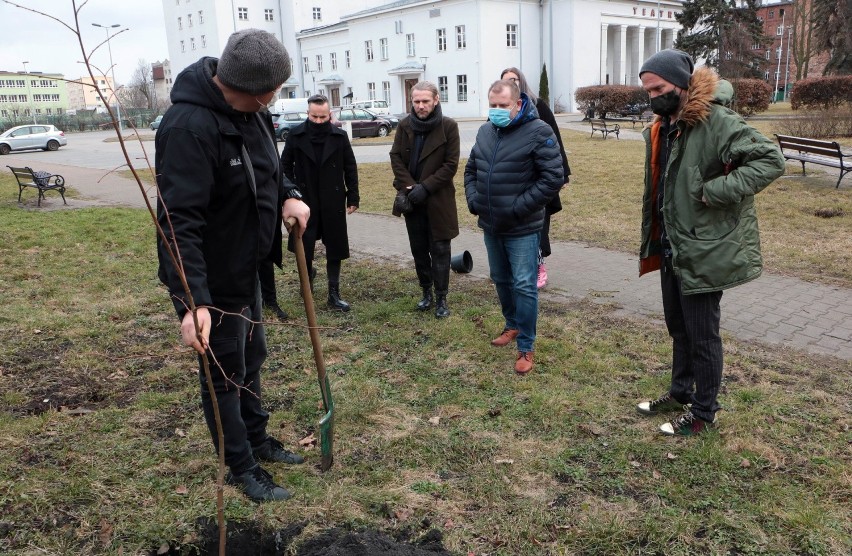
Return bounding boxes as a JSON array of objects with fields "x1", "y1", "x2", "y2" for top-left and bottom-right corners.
[
  {"x1": 616, "y1": 25, "x2": 628, "y2": 85},
  {"x1": 600, "y1": 23, "x2": 609, "y2": 84},
  {"x1": 632, "y1": 26, "x2": 645, "y2": 84},
  {"x1": 664, "y1": 29, "x2": 674, "y2": 50}
]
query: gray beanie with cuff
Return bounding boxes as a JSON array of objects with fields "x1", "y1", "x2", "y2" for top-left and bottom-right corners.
[
  {"x1": 639, "y1": 49, "x2": 694, "y2": 90},
  {"x1": 217, "y1": 29, "x2": 291, "y2": 95}
]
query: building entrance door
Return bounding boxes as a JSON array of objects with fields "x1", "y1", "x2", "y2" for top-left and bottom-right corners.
[
  {"x1": 330, "y1": 88, "x2": 340, "y2": 108},
  {"x1": 404, "y1": 78, "x2": 419, "y2": 113}
]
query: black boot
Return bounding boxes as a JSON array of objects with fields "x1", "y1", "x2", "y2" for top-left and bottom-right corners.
[
  {"x1": 434, "y1": 294, "x2": 450, "y2": 318},
  {"x1": 416, "y1": 287, "x2": 433, "y2": 312},
  {"x1": 327, "y1": 284, "x2": 350, "y2": 312},
  {"x1": 263, "y1": 300, "x2": 289, "y2": 321}
]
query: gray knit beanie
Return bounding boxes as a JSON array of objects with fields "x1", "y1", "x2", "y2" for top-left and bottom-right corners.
[
  {"x1": 217, "y1": 29, "x2": 291, "y2": 95},
  {"x1": 639, "y1": 49, "x2": 694, "y2": 90}
]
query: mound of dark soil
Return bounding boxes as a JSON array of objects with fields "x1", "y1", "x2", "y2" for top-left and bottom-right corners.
[{"x1": 156, "y1": 519, "x2": 451, "y2": 555}]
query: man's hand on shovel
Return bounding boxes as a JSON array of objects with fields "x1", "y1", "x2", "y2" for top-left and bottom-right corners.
[{"x1": 283, "y1": 198, "x2": 310, "y2": 237}]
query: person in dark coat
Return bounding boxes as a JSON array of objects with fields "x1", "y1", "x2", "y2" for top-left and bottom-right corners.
[
  {"x1": 500, "y1": 67, "x2": 571, "y2": 289},
  {"x1": 464, "y1": 80, "x2": 563, "y2": 375},
  {"x1": 281, "y1": 94, "x2": 359, "y2": 311},
  {"x1": 155, "y1": 29, "x2": 310, "y2": 503},
  {"x1": 389, "y1": 81, "x2": 460, "y2": 318}
]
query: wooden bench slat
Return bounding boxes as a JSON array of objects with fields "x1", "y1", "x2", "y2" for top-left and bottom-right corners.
[
  {"x1": 774, "y1": 134, "x2": 850, "y2": 189},
  {"x1": 7, "y1": 165, "x2": 68, "y2": 206}
]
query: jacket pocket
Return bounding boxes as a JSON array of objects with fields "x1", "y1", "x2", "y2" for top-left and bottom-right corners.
[{"x1": 687, "y1": 165, "x2": 738, "y2": 240}]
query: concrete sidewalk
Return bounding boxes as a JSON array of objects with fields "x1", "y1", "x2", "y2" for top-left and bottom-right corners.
[{"x1": 18, "y1": 157, "x2": 852, "y2": 361}]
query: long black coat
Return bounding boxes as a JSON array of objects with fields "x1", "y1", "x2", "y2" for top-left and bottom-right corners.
[{"x1": 281, "y1": 123, "x2": 358, "y2": 260}]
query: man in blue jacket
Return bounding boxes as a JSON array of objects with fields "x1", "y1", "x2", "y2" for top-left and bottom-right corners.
[
  {"x1": 464, "y1": 80, "x2": 563, "y2": 374},
  {"x1": 156, "y1": 29, "x2": 310, "y2": 502}
]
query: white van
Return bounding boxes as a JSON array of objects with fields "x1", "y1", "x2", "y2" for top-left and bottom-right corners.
[
  {"x1": 352, "y1": 99, "x2": 391, "y2": 115},
  {"x1": 273, "y1": 97, "x2": 309, "y2": 114}
]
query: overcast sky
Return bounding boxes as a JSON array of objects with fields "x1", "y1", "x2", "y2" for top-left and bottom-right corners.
[{"x1": 0, "y1": 0, "x2": 168, "y2": 85}]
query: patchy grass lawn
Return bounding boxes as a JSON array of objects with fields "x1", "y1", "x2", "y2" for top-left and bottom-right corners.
[{"x1": 0, "y1": 180, "x2": 850, "y2": 555}]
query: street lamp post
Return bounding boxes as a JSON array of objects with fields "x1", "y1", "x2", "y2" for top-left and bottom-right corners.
[
  {"x1": 22, "y1": 61, "x2": 36, "y2": 124},
  {"x1": 92, "y1": 22, "x2": 123, "y2": 133}
]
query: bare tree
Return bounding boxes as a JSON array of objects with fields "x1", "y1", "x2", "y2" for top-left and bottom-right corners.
[
  {"x1": 119, "y1": 58, "x2": 155, "y2": 110},
  {"x1": 791, "y1": 0, "x2": 820, "y2": 80}
]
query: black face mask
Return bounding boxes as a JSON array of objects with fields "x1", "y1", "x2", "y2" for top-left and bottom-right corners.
[{"x1": 650, "y1": 90, "x2": 681, "y2": 117}]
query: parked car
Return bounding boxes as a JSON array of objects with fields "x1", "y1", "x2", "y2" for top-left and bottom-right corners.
[
  {"x1": 333, "y1": 108, "x2": 393, "y2": 138},
  {"x1": 150, "y1": 115, "x2": 163, "y2": 130},
  {"x1": 0, "y1": 124, "x2": 67, "y2": 155},
  {"x1": 352, "y1": 99, "x2": 391, "y2": 116},
  {"x1": 272, "y1": 111, "x2": 307, "y2": 141},
  {"x1": 369, "y1": 110, "x2": 399, "y2": 130}
]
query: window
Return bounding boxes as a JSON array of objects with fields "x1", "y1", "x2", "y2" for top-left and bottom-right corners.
[
  {"x1": 265, "y1": 9, "x2": 274, "y2": 21},
  {"x1": 201, "y1": 35, "x2": 206, "y2": 48},
  {"x1": 395, "y1": 20, "x2": 403, "y2": 34},
  {"x1": 764, "y1": 71, "x2": 770, "y2": 80},
  {"x1": 368, "y1": 82, "x2": 376, "y2": 100},
  {"x1": 303, "y1": 57, "x2": 310, "y2": 72},
  {"x1": 437, "y1": 28, "x2": 447, "y2": 52},
  {"x1": 768, "y1": 9, "x2": 774, "y2": 19},
  {"x1": 188, "y1": 13, "x2": 193, "y2": 27},
  {"x1": 765, "y1": 50, "x2": 771, "y2": 60},
  {"x1": 178, "y1": 17, "x2": 182, "y2": 29},
  {"x1": 506, "y1": 24, "x2": 517, "y2": 47},
  {"x1": 776, "y1": 46, "x2": 782, "y2": 59},
  {"x1": 46, "y1": 108, "x2": 52, "y2": 115},
  {"x1": 380, "y1": 38, "x2": 388, "y2": 60},
  {"x1": 365, "y1": 40, "x2": 374, "y2": 61},
  {"x1": 313, "y1": 7, "x2": 321, "y2": 21},
  {"x1": 331, "y1": 52, "x2": 338, "y2": 70},
  {"x1": 406, "y1": 33, "x2": 415, "y2": 57},
  {"x1": 382, "y1": 81, "x2": 390, "y2": 103},
  {"x1": 438, "y1": 76, "x2": 448, "y2": 102},
  {"x1": 456, "y1": 25, "x2": 466, "y2": 49},
  {"x1": 457, "y1": 74, "x2": 467, "y2": 101},
  {"x1": 316, "y1": 54, "x2": 323, "y2": 72},
  {"x1": 345, "y1": 50, "x2": 351, "y2": 68},
  {"x1": 751, "y1": 42, "x2": 760, "y2": 50},
  {"x1": 191, "y1": 37, "x2": 196, "y2": 50},
  {"x1": 199, "y1": 10, "x2": 204, "y2": 23},
  {"x1": 180, "y1": 40, "x2": 185, "y2": 53},
  {"x1": 238, "y1": 7, "x2": 248, "y2": 20},
  {"x1": 776, "y1": 25, "x2": 783, "y2": 36}
]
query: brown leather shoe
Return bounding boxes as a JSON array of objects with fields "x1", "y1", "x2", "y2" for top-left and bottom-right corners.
[
  {"x1": 490, "y1": 328, "x2": 519, "y2": 347},
  {"x1": 514, "y1": 351, "x2": 534, "y2": 374}
]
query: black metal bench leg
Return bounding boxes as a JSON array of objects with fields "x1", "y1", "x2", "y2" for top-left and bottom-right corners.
[{"x1": 800, "y1": 161, "x2": 806, "y2": 175}]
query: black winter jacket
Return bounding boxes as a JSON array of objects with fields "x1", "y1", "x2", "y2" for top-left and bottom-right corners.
[
  {"x1": 464, "y1": 95, "x2": 564, "y2": 236},
  {"x1": 155, "y1": 57, "x2": 283, "y2": 318}
]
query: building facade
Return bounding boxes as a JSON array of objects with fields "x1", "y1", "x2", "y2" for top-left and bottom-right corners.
[
  {"x1": 152, "y1": 60, "x2": 174, "y2": 109},
  {"x1": 161, "y1": 0, "x2": 684, "y2": 117},
  {"x1": 0, "y1": 72, "x2": 68, "y2": 126},
  {"x1": 66, "y1": 75, "x2": 117, "y2": 113}
]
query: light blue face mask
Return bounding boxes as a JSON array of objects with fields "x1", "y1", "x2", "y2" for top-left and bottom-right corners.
[{"x1": 488, "y1": 108, "x2": 512, "y2": 127}]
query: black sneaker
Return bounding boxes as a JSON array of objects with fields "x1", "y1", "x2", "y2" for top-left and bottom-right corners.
[
  {"x1": 659, "y1": 410, "x2": 715, "y2": 436},
  {"x1": 225, "y1": 465, "x2": 291, "y2": 502},
  {"x1": 636, "y1": 392, "x2": 687, "y2": 416},
  {"x1": 263, "y1": 300, "x2": 289, "y2": 321},
  {"x1": 253, "y1": 437, "x2": 305, "y2": 465}
]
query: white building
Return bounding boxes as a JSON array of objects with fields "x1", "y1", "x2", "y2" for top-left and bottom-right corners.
[{"x1": 161, "y1": 0, "x2": 682, "y2": 117}]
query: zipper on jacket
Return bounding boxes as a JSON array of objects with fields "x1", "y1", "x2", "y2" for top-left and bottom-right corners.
[{"x1": 485, "y1": 129, "x2": 503, "y2": 231}]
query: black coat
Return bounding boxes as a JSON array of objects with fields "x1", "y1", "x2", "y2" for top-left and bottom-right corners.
[
  {"x1": 155, "y1": 57, "x2": 283, "y2": 318},
  {"x1": 534, "y1": 98, "x2": 570, "y2": 216},
  {"x1": 464, "y1": 95, "x2": 564, "y2": 236},
  {"x1": 281, "y1": 123, "x2": 358, "y2": 259}
]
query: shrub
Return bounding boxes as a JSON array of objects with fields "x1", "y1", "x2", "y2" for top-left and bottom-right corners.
[
  {"x1": 779, "y1": 106, "x2": 852, "y2": 138},
  {"x1": 575, "y1": 85, "x2": 648, "y2": 119},
  {"x1": 790, "y1": 76, "x2": 852, "y2": 110},
  {"x1": 729, "y1": 79, "x2": 772, "y2": 116}
]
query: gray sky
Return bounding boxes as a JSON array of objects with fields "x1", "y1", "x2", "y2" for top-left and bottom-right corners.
[{"x1": 1, "y1": 0, "x2": 168, "y2": 86}]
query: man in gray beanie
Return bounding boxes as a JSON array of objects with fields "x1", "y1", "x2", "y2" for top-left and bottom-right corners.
[
  {"x1": 635, "y1": 50, "x2": 785, "y2": 436},
  {"x1": 155, "y1": 29, "x2": 311, "y2": 502}
]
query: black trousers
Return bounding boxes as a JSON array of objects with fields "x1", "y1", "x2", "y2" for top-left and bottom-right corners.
[
  {"x1": 258, "y1": 258, "x2": 277, "y2": 304},
  {"x1": 540, "y1": 212, "x2": 552, "y2": 258},
  {"x1": 660, "y1": 257, "x2": 724, "y2": 422},
  {"x1": 197, "y1": 286, "x2": 269, "y2": 474},
  {"x1": 404, "y1": 205, "x2": 450, "y2": 296}
]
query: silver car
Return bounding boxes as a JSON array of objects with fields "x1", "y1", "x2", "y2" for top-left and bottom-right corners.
[{"x1": 0, "y1": 124, "x2": 67, "y2": 155}]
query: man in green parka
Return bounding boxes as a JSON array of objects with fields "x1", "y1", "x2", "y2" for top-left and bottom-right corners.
[{"x1": 635, "y1": 49, "x2": 785, "y2": 436}]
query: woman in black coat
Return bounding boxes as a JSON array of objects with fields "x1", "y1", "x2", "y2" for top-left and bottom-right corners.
[{"x1": 500, "y1": 67, "x2": 571, "y2": 289}]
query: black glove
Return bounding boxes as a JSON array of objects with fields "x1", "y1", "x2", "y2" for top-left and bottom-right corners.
[{"x1": 407, "y1": 183, "x2": 429, "y2": 204}]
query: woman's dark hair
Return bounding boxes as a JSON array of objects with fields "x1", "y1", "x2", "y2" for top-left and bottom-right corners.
[{"x1": 500, "y1": 67, "x2": 537, "y2": 104}]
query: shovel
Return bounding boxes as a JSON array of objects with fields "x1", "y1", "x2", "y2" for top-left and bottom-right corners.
[{"x1": 284, "y1": 217, "x2": 334, "y2": 471}]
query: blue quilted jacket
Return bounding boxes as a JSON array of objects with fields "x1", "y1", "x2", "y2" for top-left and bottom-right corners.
[{"x1": 464, "y1": 94, "x2": 564, "y2": 236}]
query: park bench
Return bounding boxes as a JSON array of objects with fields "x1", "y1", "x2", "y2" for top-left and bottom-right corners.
[
  {"x1": 630, "y1": 111, "x2": 655, "y2": 128},
  {"x1": 7, "y1": 165, "x2": 67, "y2": 206},
  {"x1": 775, "y1": 134, "x2": 851, "y2": 188},
  {"x1": 589, "y1": 119, "x2": 619, "y2": 140}
]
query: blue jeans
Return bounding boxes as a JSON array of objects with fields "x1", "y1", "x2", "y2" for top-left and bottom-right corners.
[{"x1": 483, "y1": 231, "x2": 540, "y2": 352}]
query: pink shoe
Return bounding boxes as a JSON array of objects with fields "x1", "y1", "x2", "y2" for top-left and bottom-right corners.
[{"x1": 537, "y1": 263, "x2": 547, "y2": 289}]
